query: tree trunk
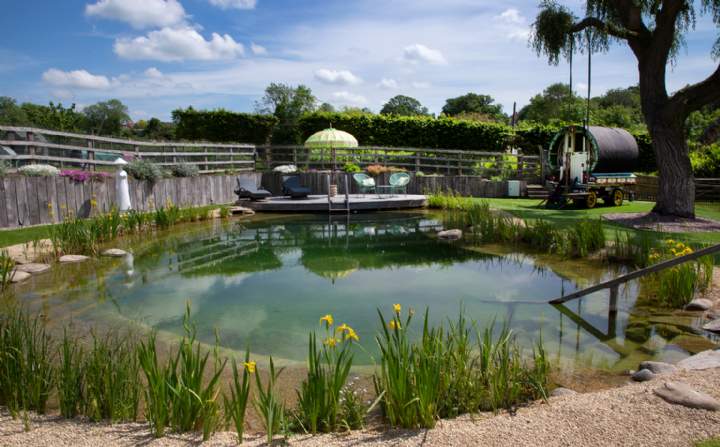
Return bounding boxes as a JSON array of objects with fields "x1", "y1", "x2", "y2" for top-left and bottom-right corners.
[{"x1": 650, "y1": 123, "x2": 695, "y2": 218}]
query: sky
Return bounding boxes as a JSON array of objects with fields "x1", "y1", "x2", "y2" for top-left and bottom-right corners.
[{"x1": 1, "y1": 0, "x2": 718, "y2": 121}]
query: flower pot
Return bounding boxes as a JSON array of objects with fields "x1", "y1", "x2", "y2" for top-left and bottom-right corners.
[{"x1": 329, "y1": 184, "x2": 338, "y2": 197}]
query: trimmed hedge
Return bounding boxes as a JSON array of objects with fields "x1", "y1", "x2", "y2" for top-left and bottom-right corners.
[
  {"x1": 172, "y1": 108, "x2": 278, "y2": 145},
  {"x1": 298, "y1": 112, "x2": 510, "y2": 151}
]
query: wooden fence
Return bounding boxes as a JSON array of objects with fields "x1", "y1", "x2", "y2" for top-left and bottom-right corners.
[
  {"x1": 256, "y1": 146, "x2": 542, "y2": 182},
  {"x1": 635, "y1": 175, "x2": 720, "y2": 202},
  {"x1": 0, "y1": 174, "x2": 258, "y2": 228},
  {"x1": 0, "y1": 126, "x2": 256, "y2": 173}
]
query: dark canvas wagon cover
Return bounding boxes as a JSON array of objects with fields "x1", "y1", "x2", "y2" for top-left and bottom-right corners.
[{"x1": 548, "y1": 126, "x2": 639, "y2": 173}]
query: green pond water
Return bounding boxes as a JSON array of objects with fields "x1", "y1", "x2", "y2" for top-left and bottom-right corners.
[{"x1": 15, "y1": 211, "x2": 718, "y2": 373}]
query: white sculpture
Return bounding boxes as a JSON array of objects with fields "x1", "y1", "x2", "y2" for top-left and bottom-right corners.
[{"x1": 114, "y1": 158, "x2": 132, "y2": 211}]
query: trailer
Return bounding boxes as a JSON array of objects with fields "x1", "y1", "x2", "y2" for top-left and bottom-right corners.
[{"x1": 544, "y1": 126, "x2": 639, "y2": 208}]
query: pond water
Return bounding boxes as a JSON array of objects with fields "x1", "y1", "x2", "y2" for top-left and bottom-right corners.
[{"x1": 14, "y1": 211, "x2": 718, "y2": 374}]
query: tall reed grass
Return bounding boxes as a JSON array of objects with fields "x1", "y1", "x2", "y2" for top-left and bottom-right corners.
[
  {"x1": 58, "y1": 328, "x2": 84, "y2": 418},
  {"x1": 645, "y1": 240, "x2": 715, "y2": 308},
  {"x1": 254, "y1": 356, "x2": 286, "y2": 444},
  {"x1": 223, "y1": 349, "x2": 253, "y2": 443},
  {"x1": 0, "y1": 250, "x2": 15, "y2": 292}
]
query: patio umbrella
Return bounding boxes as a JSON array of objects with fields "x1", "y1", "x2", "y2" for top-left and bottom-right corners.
[{"x1": 304, "y1": 126, "x2": 359, "y2": 192}]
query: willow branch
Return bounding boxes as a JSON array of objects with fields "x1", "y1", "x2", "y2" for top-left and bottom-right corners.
[
  {"x1": 669, "y1": 64, "x2": 720, "y2": 117},
  {"x1": 570, "y1": 17, "x2": 640, "y2": 40}
]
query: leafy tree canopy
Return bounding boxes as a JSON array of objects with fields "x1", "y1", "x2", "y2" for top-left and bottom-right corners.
[
  {"x1": 255, "y1": 83, "x2": 317, "y2": 143},
  {"x1": 380, "y1": 95, "x2": 430, "y2": 116},
  {"x1": 518, "y1": 83, "x2": 586, "y2": 124},
  {"x1": 83, "y1": 99, "x2": 130, "y2": 136},
  {"x1": 442, "y1": 93, "x2": 506, "y2": 121}
]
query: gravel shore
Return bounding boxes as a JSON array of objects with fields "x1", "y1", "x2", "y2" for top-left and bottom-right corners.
[{"x1": 2, "y1": 367, "x2": 720, "y2": 447}]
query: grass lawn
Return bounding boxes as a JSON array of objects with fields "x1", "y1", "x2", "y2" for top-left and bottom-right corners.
[
  {"x1": 483, "y1": 198, "x2": 720, "y2": 245},
  {"x1": 696, "y1": 438, "x2": 720, "y2": 447},
  {"x1": 0, "y1": 224, "x2": 52, "y2": 248}
]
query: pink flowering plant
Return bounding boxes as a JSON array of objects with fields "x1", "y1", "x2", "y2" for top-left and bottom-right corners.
[{"x1": 60, "y1": 170, "x2": 110, "y2": 183}]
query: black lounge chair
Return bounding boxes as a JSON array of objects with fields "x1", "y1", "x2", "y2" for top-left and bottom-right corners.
[
  {"x1": 282, "y1": 175, "x2": 311, "y2": 199},
  {"x1": 234, "y1": 176, "x2": 271, "y2": 201}
]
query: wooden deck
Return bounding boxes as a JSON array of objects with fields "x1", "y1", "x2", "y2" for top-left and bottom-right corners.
[{"x1": 243, "y1": 194, "x2": 428, "y2": 212}]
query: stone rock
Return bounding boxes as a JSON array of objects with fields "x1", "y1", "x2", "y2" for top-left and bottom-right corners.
[
  {"x1": 654, "y1": 382, "x2": 720, "y2": 411},
  {"x1": 14, "y1": 263, "x2": 50, "y2": 274},
  {"x1": 9, "y1": 270, "x2": 31, "y2": 283},
  {"x1": 677, "y1": 350, "x2": 720, "y2": 371},
  {"x1": 550, "y1": 387, "x2": 577, "y2": 397},
  {"x1": 102, "y1": 249, "x2": 128, "y2": 257},
  {"x1": 639, "y1": 361, "x2": 677, "y2": 375},
  {"x1": 438, "y1": 229, "x2": 462, "y2": 240},
  {"x1": 59, "y1": 255, "x2": 90, "y2": 263},
  {"x1": 703, "y1": 319, "x2": 720, "y2": 333},
  {"x1": 631, "y1": 369, "x2": 656, "y2": 382},
  {"x1": 706, "y1": 311, "x2": 720, "y2": 321},
  {"x1": 625, "y1": 322, "x2": 651, "y2": 343},
  {"x1": 685, "y1": 299, "x2": 713, "y2": 311}
]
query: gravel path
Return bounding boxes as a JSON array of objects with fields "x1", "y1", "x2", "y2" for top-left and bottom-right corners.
[{"x1": 3, "y1": 367, "x2": 720, "y2": 447}]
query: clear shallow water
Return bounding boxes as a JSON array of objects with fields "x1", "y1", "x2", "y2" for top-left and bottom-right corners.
[{"x1": 16, "y1": 212, "x2": 718, "y2": 372}]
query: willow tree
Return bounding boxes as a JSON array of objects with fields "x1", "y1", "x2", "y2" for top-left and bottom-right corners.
[{"x1": 531, "y1": 0, "x2": 720, "y2": 218}]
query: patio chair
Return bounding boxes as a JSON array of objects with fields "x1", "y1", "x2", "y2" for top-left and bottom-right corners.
[
  {"x1": 234, "y1": 176, "x2": 271, "y2": 201},
  {"x1": 352, "y1": 173, "x2": 376, "y2": 197},
  {"x1": 282, "y1": 175, "x2": 311, "y2": 199},
  {"x1": 389, "y1": 172, "x2": 410, "y2": 196}
]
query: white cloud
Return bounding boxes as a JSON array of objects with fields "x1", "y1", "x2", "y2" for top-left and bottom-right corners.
[
  {"x1": 208, "y1": 0, "x2": 257, "y2": 9},
  {"x1": 42, "y1": 68, "x2": 111, "y2": 89},
  {"x1": 114, "y1": 27, "x2": 245, "y2": 62},
  {"x1": 314, "y1": 69, "x2": 362, "y2": 85},
  {"x1": 144, "y1": 67, "x2": 164, "y2": 78},
  {"x1": 378, "y1": 78, "x2": 398, "y2": 89},
  {"x1": 85, "y1": 0, "x2": 186, "y2": 29},
  {"x1": 495, "y1": 8, "x2": 530, "y2": 41},
  {"x1": 333, "y1": 91, "x2": 367, "y2": 105},
  {"x1": 401, "y1": 44, "x2": 447, "y2": 65},
  {"x1": 250, "y1": 42, "x2": 267, "y2": 55},
  {"x1": 498, "y1": 8, "x2": 523, "y2": 24},
  {"x1": 411, "y1": 81, "x2": 431, "y2": 89}
]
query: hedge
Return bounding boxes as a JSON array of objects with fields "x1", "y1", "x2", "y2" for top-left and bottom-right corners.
[{"x1": 172, "y1": 108, "x2": 278, "y2": 145}]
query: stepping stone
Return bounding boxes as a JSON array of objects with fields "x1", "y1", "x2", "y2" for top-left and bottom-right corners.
[
  {"x1": 685, "y1": 299, "x2": 713, "y2": 311},
  {"x1": 632, "y1": 369, "x2": 656, "y2": 382},
  {"x1": 102, "y1": 249, "x2": 128, "y2": 257},
  {"x1": 9, "y1": 270, "x2": 30, "y2": 283},
  {"x1": 550, "y1": 387, "x2": 577, "y2": 397},
  {"x1": 230, "y1": 206, "x2": 254, "y2": 215},
  {"x1": 59, "y1": 255, "x2": 90, "y2": 263},
  {"x1": 438, "y1": 229, "x2": 463, "y2": 240},
  {"x1": 677, "y1": 350, "x2": 720, "y2": 371},
  {"x1": 654, "y1": 382, "x2": 720, "y2": 411},
  {"x1": 639, "y1": 361, "x2": 677, "y2": 375},
  {"x1": 15, "y1": 263, "x2": 50, "y2": 274},
  {"x1": 703, "y1": 319, "x2": 720, "y2": 332}
]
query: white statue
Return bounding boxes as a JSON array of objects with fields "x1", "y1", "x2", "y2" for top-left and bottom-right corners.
[{"x1": 114, "y1": 158, "x2": 132, "y2": 211}]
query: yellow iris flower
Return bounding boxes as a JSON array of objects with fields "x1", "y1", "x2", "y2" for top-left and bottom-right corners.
[
  {"x1": 320, "y1": 314, "x2": 334, "y2": 327},
  {"x1": 393, "y1": 303, "x2": 402, "y2": 314},
  {"x1": 323, "y1": 337, "x2": 339, "y2": 347},
  {"x1": 389, "y1": 320, "x2": 401, "y2": 330},
  {"x1": 244, "y1": 361, "x2": 256, "y2": 374}
]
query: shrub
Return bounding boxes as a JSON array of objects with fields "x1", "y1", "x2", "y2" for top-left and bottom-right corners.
[
  {"x1": 172, "y1": 107, "x2": 278, "y2": 145},
  {"x1": 18, "y1": 164, "x2": 59, "y2": 177},
  {"x1": 60, "y1": 170, "x2": 110, "y2": 183},
  {"x1": 0, "y1": 160, "x2": 10, "y2": 177},
  {"x1": 169, "y1": 163, "x2": 199, "y2": 177},
  {"x1": 125, "y1": 159, "x2": 163, "y2": 182},
  {"x1": 342, "y1": 162, "x2": 362, "y2": 173},
  {"x1": 691, "y1": 144, "x2": 720, "y2": 177}
]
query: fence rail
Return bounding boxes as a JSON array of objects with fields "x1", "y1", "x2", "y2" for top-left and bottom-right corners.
[
  {"x1": 256, "y1": 145, "x2": 542, "y2": 181},
  {"x1": 635, "y1": 175, "x2": 720, "y2": 202},
  {"x1": 0, "y1": 126, "x2": 256, "y2": 173}
]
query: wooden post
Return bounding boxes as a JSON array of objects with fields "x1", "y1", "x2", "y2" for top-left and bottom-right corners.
[
  {"x1": 608, "y1": 285, "x2": 619, "y2": 336},
  {"x1": 457, "y1": 152, "x2": 463, "y2": 176},
  {"x1": 88, "y1": 140, "x2": 95, "y2": 171},
  {"x1": 517, "y1": 155, "x2": 524, "y2": 179},
  {"x1": 172, "y1": 146, "x2": 177, "y2": 164},
  {"x1": 204, "y1": 146, "x2": 209, "y2": 173},
  {"x1": 27, "y1": 131, "x2": 35, "y2": 164},
  {"x1": 229, "y1": 146, "x2": 234, "y2": 171},
  {"x1": 415, "y1": 151, "x2": 420, "y2": 172},
  {"x1": 293, "y1": 146, "x2": 297, "y2": 167},
  {"x1": 539, "y1": 145, "x2": 546, "y2": 185}
]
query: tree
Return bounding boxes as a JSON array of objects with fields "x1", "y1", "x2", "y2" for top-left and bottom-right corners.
[
  {"x1": 442, "y1": 93, "x2": 505, "y2": 121},
  {"x1": 531, "y1": 0, "x2": 720, "y2": 217},
  {"x1": 318, "y1": 102, "x2": 336, "y2": 113},
  {"x1": 21, "y1": 101, "x2": 84, "y2": 131},
  {"x1": 591, "y1": 86, "x2": 644, "y2": 129},
  {"x1": 0, "y1": 97, "x2": 29, "y2": 125},
  {"x1": 380, "y1": 95, "x2": 429, "y2": 116},
  {"x1": 83, "y1": 99, "x2": 131, "y2": 136},
  {"x1": 517, "y1": 83, "x2": 586, "y2": 123},
  {"x1": 255, "y1": 83, "x2": 317, "y2": 144}
]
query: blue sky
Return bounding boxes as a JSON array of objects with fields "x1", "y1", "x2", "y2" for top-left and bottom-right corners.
[{"x1": 1, "y1": 0, "x2": 718, "y2": 121}]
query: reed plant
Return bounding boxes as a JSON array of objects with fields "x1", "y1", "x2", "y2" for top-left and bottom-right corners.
[
  {"x1": 610, "y1": 231, "x2": 658, "y2": 267},
  {"x1": 83, "y1": 332, "x2": 141, "y2": 422},
  {"x1": 137, "y1": 331, "x2": 173, "y2": 437},
  {"x1": 254, "y1": 356, "x2": 286, "y2": 444},
  {"x1": 646, "y1": 240, "x2": 715, "y2": 308},
  {"x1": 295, "y1": 315, "x2": 357, "y2": 433},
  {"x1": 58, "y1": 328, "x2": 85, "y2": 418},
  {"x1": 0, "y1": 250, "x2": 15, "y2": 291},
  {"x1": 224, "y1": 349, "x2": 254, "y2": 443}
]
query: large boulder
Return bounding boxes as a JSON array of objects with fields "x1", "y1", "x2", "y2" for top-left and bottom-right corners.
[
  {"x1": 59, "y1": 255, "x2": 90, "y2": 263},
  {"x1": 654, "y1": 382, "x2": 720, "y2": 411},
  {"x1": 703, "y1": 319, "x2": 720, "y2": 333},
  {"x1": 550, "y1": 387, "x2": 577, "y2": 397},
  {"x1": 631, "y1": 369, "x2": 656, "y2": 382},
  {"x1": 9, "y1": 270, "x2": 31, "y2": 283},
  {"x1": 685, "y1": 299, "x2": 713, "y2": 311},
  {"x1": 102, "y1": 249, "x2": 128, "y2": 257},
  {"x1": 15, "y1": 263, "x2": 50, "y2": 274},
  {"x1": 639, "y1": 361, "x2": 677, "y2": 375},
  {"x1": 677, "y1": 350, "x2": 720, "y2": 371}
]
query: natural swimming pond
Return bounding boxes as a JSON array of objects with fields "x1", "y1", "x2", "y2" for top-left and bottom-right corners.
[{"x1": 14, "y1": 211, "x2": 718, "y2": 375}]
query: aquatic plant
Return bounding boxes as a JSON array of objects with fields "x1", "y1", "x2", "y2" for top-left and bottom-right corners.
[
  {"x1": 223, "y1": 349, "x2": 253, "y2": 443},
  {"x1": 295, "y1": 316, "x2": 357, "y2": 433},
  {"x1": 137, "y1": 331, "x2": 173, "y2": 437},
  {"x1": 58, "y1": 328, "x2": 85, "y2": 419},
  {"x1": 645, "y1": 240, "x2": 715, "y2": 308},
  {"x1": 0, "y1": 250, "x2": 15, "y2": 292},
  {"x1": 609, "y1": 231, "x2": 658, "y2": 267},
  {"x1": 254, "y1": 356, "x2": 286, "y2": 444}
]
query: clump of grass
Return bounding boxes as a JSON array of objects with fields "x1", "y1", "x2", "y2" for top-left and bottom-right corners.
[
  {"x1": 295, "y1": 315, "x2": 358, "y2": 433},
  {"x1": 83, "y1": 332, "x2": 141, "y2": 422},
  {"x1": 58, "y1": 328, "x2": 85, "y2": 419},
  {"x1": 0, "y1": 250, "x2": 15, "y2": 291},
  {"x1": 224, "y1": 349, "x2": 254, "y2": 443},
  {"x1": 137, "y1": 331, "x2": 173, "y2": 437},
  {"x1": 254, "y1": 356, "x2": 286, "y2": 444},
  {"x1": 0, "y1": 306, "x2": 55, "y2": 416},
  {"x1": 373, "y1": 306, "x2": 550, "y2": 429},
  {"x1": 609, "y1": 231, "x2": 658, "y2": 267}
]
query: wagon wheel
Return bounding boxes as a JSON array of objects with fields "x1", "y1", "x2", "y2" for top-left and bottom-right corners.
[
  {"x1": 584, "y1": 191, "x2": 598, "y2": 209},
  {"x1": 612, "y1": 189, "x2": 624, "y2": 206}
]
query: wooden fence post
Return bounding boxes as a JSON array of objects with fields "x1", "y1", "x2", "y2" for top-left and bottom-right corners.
[
  {"x1": 457, "y1": 152, "x2": 463, "y2": 176},
  {"x1": 415, "y1": 151, "x2": 420, "y2": 172},
  {"x1": 87, "y1": 140, "x2": 95, "y2": 171},
  {"x1": 27, "y1": 131, "x2": 35, "y2": 164},
  {"x1": 204, "y1": 146, "x2": 209, "y2": 173}
]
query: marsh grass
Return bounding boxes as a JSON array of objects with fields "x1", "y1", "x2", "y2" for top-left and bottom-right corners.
[
  {"x1": 83, "y1": 332, "x2": 141, "y2": 422},
  {"x1": 610, "y1": 231, "x2": 658, "y2": 267},
  {"x1": 223, "y1": 349, "x2": 253, "y2": 444},
  {"x1": 58, "y1": 328, "x2": 84, "y2": 419},
  {"x1": 137, "y1": 331, "x2": 173, "y2": 437},
  {"x1": 0, "y1": 250, "x2": 15, "y2": 291},
  {"x1": 374, "y1": 307, "x2": 550, "y2": 429},
  {"x1": 254, "y1": 356, "x2": 286, "y2": 444},
  {"x1": 0, "y1": 306, "x2": 55, "y2": 416}
]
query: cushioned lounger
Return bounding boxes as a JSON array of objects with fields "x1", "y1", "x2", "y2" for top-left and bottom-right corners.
[
  {"x1": 282, "y1": 175, "x2": 311, "y2": 199},
  {"x1": 234, "y1": 176, "x2": 271, "y2": 201}
]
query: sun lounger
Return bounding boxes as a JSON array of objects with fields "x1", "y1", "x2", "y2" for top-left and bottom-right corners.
[
  {"x1": 282, "y1": 175, "x2": 311, "y2": 199},
  {"x1": 234, "y1": 176, "x2": 271, "y2": 201}
]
